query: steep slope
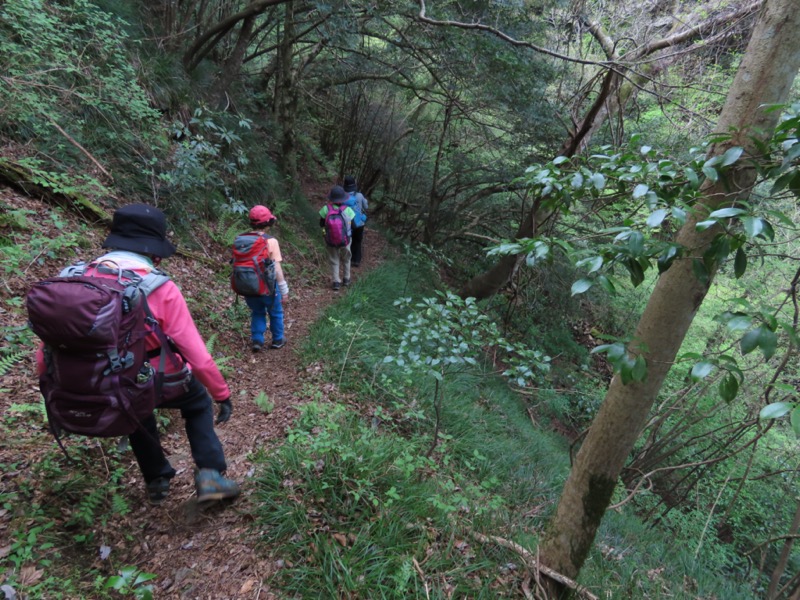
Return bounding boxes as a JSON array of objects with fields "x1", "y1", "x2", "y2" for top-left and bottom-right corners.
[{"x1": 0, "y1": 183, "x2": 387, "y2": 598}]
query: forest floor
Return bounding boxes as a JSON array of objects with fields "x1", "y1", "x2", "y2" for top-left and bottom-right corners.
[{"x1": 0, "y1": 181, "x2": 389, "y2": 599}]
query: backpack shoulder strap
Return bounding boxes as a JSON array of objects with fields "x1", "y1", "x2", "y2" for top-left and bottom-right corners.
[{"x1": 138, "y1": 269, "x2": 171, "y2": 297}]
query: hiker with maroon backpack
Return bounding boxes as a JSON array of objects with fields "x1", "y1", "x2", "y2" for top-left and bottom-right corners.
[
  {"x1": 319, "y1": 185, "x2": 356, "y2": 291},
  {"x1": 29, "y1": 204, "x2": 240, "y2": 506},
  {"x1": 231, "y1": 205, "x2": 289, "y2": 352}
]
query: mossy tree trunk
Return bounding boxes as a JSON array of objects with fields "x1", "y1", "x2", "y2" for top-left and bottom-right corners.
[
  {"x1": 539, "y1": 0, "x2": 800, "y2": 589},
  {"x1": 275, "y1": 1, "x2": 298, "y2": 183}
]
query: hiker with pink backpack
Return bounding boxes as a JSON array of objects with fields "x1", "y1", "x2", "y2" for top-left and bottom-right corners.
[
  {"x1": 319, "y1": 185, "x2": 356, "y2": 291},
  {"x1": 28, "y1": 204, "x2": 240, "y2": 507}
]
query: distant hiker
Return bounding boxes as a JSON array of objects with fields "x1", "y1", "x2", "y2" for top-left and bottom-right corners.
[
  {"x1": 231, "y1": 205, "x2": 289, "y2": 352},
  {"x1": 30, "y1": 204, "x2": 240, "y2": 506},
  {"x1": 342, "y1": 175, "x2": 369, "y2": 267},
  {"x1": 319, "y1": 185, "x2": 356, "y2": 291}
]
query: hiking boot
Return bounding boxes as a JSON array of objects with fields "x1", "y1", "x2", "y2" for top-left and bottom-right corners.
[
  {"x1": 146, "y1": 477, "x2": 170, "y2": 506},
  {"x1": 351, "y1": 261, "x2": 361, "y2": 268},
  {"x1": 270, "y1": 338, "x2": 286, "y2": 349},
  {"x1": 252, "y1": 341, "x2": 263, "y2": 353},
  {"x1": 343, "y1": 278, "x2": 351, "y2": 287},
  {"x1": 195, "y1": 469, "x2": 240, "y2": 503},
  {"x1": 332, "y1": 281, "x2": 341, "y2": 291}
]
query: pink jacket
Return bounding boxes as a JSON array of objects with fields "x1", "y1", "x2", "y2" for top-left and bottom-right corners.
[{"x1": 36, "y1": 252, "x2": 230, "y2": 401}]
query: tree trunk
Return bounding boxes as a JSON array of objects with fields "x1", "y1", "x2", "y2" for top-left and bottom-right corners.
[
  {"x1": 767, "y1": 499, "x2": 800, "y2": 599},
  {"x1": 540, "y1": 0, "x2": 800, "y2": 587},
  {"x1": 213, "y1": 15, "x2": 256, "y2": 110},
  {"x1": 276, "y1": 1, "x2": 298, "y2": 181}
]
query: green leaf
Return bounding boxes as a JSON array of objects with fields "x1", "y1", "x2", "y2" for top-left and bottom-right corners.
[
  {"x1": 597, "y1": 275, "x2": 616, "y2": 294},
  {"x1": 576, "y1": 255, "x2": 603, "y2": 273},
  {"x1": 640, "y1": 145, "x2": 652, "y2": 155},
  {"x1": 726, "y1": 315, "x2": 752, "y2": 332},
  {"x1": 791, "y1": 407, "x2": 800, "y2": 438},
  {"x1": 758, "y1": 328, "x2": 778, "y2": 360},
  {"x1": 633, "y1": 183, "x2": 649, "y2": 199},
  {"x1": 718, "y1": 373, "x2": 739, "y2": 402},
  {"x1": 719, "y1": 146, "x2": 744, "y2": 167},
  {"x1": 672, "y1": 206, "x2": 686, "y2": 225},
  {"x1": 685, "y1": 168, "x2": 699, "y2": 189},
  {"x1": 646, "y1": 208, "x2": 668, "y2": 228},
  {"x1": 553, "y1": 156, "x2": 569, "y2": 165},
  {"x1": 631, "y1": 356, "x2": 647, "y2": 381},
  {"x1": 627, "y1": 258, "x2": 645, "y2": 286},
  {"x1": 696, "y1": 220, "x2": 717, "y2": 231},
  {"x1": 759, "y1": 402, "x2": 794, "y2": 420},
  {"x1": 657, "y1": 245, "x2": 678, "y2": 273},
  {"x1": 740, "y1": 328, "x2": 761, "y2": 355},
  {"x1": 628, "y1": 231, "x2": 644, "y2": 255},
  {"x1": 702, "y1": 166, "x2": 719, "y2": 182},
  {"x1": 590, "y1": 173, "x2": 606, "y2": 191},
  {"x1": 708, "y1": 207, "x2": 746, "y2": 219},
  {"x1": 690, "y1": 361, "x2": 715, "y2": 382},
  {"x1": 571, "y1": 278, "x2": 593, "y2": 296},
  {"x1": 733, "y1": 248, "x2": 747, "y2": 278},
  {"x1": 743, "y1": 217, "x2": 764, "y2": 239}
]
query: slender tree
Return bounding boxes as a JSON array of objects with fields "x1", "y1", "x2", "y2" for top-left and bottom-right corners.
[{"x1": 538, "y1": 0, "x2": 800, "y2": 590}]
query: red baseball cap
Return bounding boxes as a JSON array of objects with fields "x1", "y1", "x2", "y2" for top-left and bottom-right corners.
[{"x1": 249, "y1": 205, "x2": 276, "y2": 227}]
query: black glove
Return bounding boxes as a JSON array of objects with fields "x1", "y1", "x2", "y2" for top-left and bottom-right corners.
[{"x1": 215, "y1": 399, "x2": 232, "y2": 424}]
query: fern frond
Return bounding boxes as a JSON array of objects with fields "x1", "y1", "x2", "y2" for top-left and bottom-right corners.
[{"x1": 0, "y1": 351, "x2": 26, "y2": 378}]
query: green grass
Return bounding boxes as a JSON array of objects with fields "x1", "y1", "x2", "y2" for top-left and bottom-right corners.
[{"x1": 250, "y1": 254, "x2": 761, "y2": 598}]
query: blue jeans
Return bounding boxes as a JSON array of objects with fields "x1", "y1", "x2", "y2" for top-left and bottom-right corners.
[{"x1": 245, "y1": 292, "x2": 284, "y2": 344}]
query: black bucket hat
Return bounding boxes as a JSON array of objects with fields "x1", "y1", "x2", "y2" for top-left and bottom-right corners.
[
  {"x1": 328, "y1": 185, "x2": 348, "y2": 203},
  {"x1": 343, "y1": 175, "x2": 357, "y2": 193},
  {"x1": 102, "y1": 204, "x2": 177, "y2": 258}
]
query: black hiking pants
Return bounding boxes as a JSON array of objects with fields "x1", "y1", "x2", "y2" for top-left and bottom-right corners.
[
  {"x1": 351, "y1": 225, "x2": 365, "y2": 266},
  {"x1": 129, "y1": 375, "x2": 227, "y2": 483}
]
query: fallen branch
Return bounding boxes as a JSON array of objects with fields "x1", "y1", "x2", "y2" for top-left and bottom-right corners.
[
  {"x1": 468, "y1": 530, "x2": 599, "y2": 600},
  {"x1": 45, "y1": 115, "x2": 113, "y2": 181},
  {"x1": 0, "y1": 158, "x2": 110, "y2": 224}
]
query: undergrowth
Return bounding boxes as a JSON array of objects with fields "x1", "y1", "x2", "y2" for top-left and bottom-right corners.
[{"x1": 250, "y1": 255, "x2": 759, "y2": 598}]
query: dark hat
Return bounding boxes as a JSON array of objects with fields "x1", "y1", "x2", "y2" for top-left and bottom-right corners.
[
  {"x1": 249, "y1": 205, "x2": 277, "y2": 227},
  {"x1": 328, "y1": 185, "x2": 347, "y2": 203},
  {"x1": 102, "y1": 204, "x2": 176, "y2": 258},
  {"x1": 343, "y1": 175, "x2": 357, "y2": 193}
]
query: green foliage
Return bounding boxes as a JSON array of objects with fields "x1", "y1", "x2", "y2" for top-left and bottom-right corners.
[
  {"x1": 153, "y1": 107, "x2": 254, "y2": 219},
  {"x1": 253, "y1": 391, "x2": 274, "y2": 414},
  {"x1": 0, "y1": 438, "x2": 134, "y2": 598},
  {"x1": 0, "y1": 0, "x2": 161, "y2": 151},
  {"x1": 205, "y1": 333, "x2": 233, "y2": 377},
  {"x1": 252, "y1": 401, "x2": 510, "y2": 597},
  {"x1": 385, "y1": 291, "x2": 551, "y2": 387},
  {"x1": 103, "y1": 566, "x2": 157, "y2": 599}
]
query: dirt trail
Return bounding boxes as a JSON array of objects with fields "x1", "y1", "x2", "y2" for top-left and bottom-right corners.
[{"x1": 0, "y1": 183, "x2": 387, "y2": 599}]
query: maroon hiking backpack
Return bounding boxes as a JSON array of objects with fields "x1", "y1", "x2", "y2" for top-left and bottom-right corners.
[
  {"x1": 230, "y1": 233, "x2": 277, "y2": 297},
  {"x1": 323, "y1": 204, "x2": 351, "y2": 248},
  {"x1": 26, "y1": 262, "x2": 178, "y2": 439}
]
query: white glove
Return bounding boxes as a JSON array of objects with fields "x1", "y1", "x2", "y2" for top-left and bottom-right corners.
[{"x1": 278, "y1": 281, "x2": 289, "y2": 299}]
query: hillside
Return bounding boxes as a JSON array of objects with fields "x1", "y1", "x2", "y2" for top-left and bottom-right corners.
[{"x1": 0, "y1": 183, "x2": 390, "y2": 598}]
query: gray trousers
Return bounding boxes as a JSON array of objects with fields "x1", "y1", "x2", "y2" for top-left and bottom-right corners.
[{"x1": 326, "y1": 243, "x2": 352, "y2": 283}]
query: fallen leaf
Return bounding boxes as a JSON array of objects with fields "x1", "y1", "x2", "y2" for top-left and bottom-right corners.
[
  {"x1": 19, "y1": 566, "x2": 43, "y2": 586},
  {"x1": 332, "y1": 533, "x2": 348, "y2": 547},
  {"x1": 238, "y1": 579, "x2": 255, "y2": 594}
]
